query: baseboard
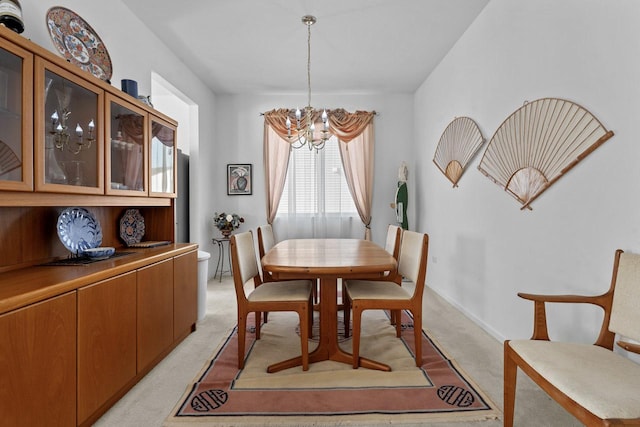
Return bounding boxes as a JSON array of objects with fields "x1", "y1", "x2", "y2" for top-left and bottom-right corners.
[{"x1": 427, "y1": 286, "x2": 506, "y2": 343}]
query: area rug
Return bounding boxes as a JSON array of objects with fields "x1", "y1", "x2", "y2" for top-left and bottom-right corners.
[{"x1": 166, "y1": 310, "x2": 500, "y2": 426}]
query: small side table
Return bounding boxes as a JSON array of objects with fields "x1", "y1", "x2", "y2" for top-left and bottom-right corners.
[{"x1": 211, "y1": 237, "x2": 232, "y2": 282}]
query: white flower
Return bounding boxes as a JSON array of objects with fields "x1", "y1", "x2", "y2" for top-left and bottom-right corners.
[{"x1": 226, "y1": 214, "x2": 233, "y2": 222}]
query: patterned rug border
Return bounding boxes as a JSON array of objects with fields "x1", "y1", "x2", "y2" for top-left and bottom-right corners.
[{"x1": 166, "y1": 311, "x2": 501, "y2": 425}]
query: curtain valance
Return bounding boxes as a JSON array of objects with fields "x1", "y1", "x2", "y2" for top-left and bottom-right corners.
[{"x1": 263, "y1": 108, "x2": 375, "y2": 143}]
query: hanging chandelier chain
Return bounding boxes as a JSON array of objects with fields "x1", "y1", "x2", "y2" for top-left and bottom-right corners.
[
  {"x1": 285, "y1": 15, "x2": 330, "y2": 152},
  {"x1": 307, "y1": 18, "x2": 312, "y2": 108}
]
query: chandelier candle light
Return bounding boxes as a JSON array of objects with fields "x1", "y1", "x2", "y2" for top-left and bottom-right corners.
[{"x1": 285, "y1": 15, "x2": 331, "y2": 152}]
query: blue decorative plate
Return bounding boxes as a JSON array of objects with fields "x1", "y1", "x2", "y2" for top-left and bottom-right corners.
[
  {"x1": 80, "y1": 246, "x2": 115, "y2": 260},
  {"x1": 119, "y1": 208, "x2": 145, "y2": 246},
  {"x1": 57, "y1": 207, "x2": 103, "y2": 255}
]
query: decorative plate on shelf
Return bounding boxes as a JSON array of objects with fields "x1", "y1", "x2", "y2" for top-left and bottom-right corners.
[
  {"x1": 45, "y1": 6, "x2": 113, "y2": 81},
  {"x1": 80, "y1": 246, "x2": 115, "y2": 260},
  {"x1": 57, "y1": 207, "x2": 103, "y2": 255},
  {"x1": 120, "y1": 208, "x2": 145, "y2": 246}
]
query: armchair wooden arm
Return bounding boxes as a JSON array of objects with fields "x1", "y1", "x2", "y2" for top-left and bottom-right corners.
[
  {"x1": 618, "y1": 340, "x2": 640, "y2": 355},
  {"x1": 517, "y1": 264, "x2": 617, "y2": 349}
]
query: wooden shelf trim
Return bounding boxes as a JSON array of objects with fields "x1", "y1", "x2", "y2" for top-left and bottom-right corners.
[{"x1": 0, "y1": 191, "x2": 172, "y2": 207}]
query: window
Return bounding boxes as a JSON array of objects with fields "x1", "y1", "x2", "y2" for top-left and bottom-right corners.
[{"x1": 277, "y1": 135, "x2": 358, "y2": 216}]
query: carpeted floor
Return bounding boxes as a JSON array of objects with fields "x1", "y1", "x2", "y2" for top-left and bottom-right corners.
[
  {"x1": 94, "y1": 276, "x2": 582, "y2": 427},
  {"x1": 166, "y1": 309, "x2": 498, "y2": 425}
]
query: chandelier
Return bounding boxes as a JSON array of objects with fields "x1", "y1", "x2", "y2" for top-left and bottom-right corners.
[
  {"x1": 49, "y1": 110, "x2": 95, "y2": 155},
  {"x1": 48, "y1": 86, "x2": 95, "y2": 155},
  {"x1": 285, "y1": 15, "x2": 330, "y2": 152}
]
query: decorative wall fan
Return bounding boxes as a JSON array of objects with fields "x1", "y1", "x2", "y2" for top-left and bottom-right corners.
[
  {"x1": 0, "y1": 140, "x2": 21, "y2": 177},
  {"x1": 478, "y1": 98, "x2": 614, "y2": 210},
  {"x1": 433, "y1": 117, "x2": 484, "y2": 187}
]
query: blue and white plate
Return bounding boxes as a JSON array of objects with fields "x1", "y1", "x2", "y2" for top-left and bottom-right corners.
[
  {"x1": 57, "y1": 207, "x2": 103, "y2": 255},
  {"x1": 81, "y1": 246, "x2": 115, "y2": 260}
]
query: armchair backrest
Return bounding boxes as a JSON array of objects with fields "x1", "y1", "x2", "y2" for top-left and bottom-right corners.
[{"x1": 610, "y1": 251, "x2": 640, "y2": 343}]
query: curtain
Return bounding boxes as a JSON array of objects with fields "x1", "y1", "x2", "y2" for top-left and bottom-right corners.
[
  {"x1": 263, "y1": 108, "x2": 375, "y2": 239},
  {"x1": 118, "y1": 114, "x2": 144, "y2": 191},
  {"x1": 263, "y1": 110, "x2": 292, "y2": 223},
  {"x1": 338, "y1": 118, "x2": 375, "y2": 240}
]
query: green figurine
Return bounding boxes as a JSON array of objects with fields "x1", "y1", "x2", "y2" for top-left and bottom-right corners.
[{"x1": 391, "y1": 162, "x2": 408, "y2": 230}]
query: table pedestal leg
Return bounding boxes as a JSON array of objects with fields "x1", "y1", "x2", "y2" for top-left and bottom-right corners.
[{"x1": 267, "y1": 277, "x2": 391, "y2": 373}]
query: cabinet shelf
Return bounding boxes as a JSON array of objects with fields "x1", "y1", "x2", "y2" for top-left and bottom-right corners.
[{"x1": 0, "y1": 191, "x2": 171, "y2": 207}]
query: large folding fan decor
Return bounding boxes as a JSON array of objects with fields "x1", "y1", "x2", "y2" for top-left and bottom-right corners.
[
  {"x1": 478, "y1": 98, "x2": 614, "y2": 210},
  {"x1": 433, "y1": 117, "x2": 485, "y2": 187}
]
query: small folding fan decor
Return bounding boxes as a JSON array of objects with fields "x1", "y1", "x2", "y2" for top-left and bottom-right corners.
[
  {"x1": 0, "y1": 140, "x2": 21, "y2": 177},
  {"x1": 433, "y1": 117, "x2": 485, "y2": 187},
  {"x1": 478, "y1": 98, "x2": 614, "y2": 210}
]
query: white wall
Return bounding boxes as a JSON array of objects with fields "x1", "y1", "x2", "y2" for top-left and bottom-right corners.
[
  {"x1": 20, "y1": 1, "x2": 218, "y2": 271},
  {"x1": 414, "y1": 0, "x2": 640, "y2": 345},
  {"x1": 212, "y1": 92, "x2": 414, "y2": 248}
]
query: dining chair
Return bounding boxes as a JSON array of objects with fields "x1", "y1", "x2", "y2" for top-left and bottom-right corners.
[
  {"x1": 230, "y1": 231, "x2": 313, "y2": 371},
  {"x1": 343, "y1": 224, "x2": 402, "y2": 337},
  {"x1": 343, "y1": 230, "x2": 429, "y2": 368}
]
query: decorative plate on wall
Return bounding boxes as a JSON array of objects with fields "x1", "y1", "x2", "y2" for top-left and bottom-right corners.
[{"x1": 45, "y1": 6, "x2": 113, "y2": 81}]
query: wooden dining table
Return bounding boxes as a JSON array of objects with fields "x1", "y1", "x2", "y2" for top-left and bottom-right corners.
[{"x1": 261, "y1": 238, "x2": 397, "y2": 373}]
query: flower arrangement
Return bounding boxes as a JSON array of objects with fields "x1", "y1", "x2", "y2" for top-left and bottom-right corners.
[{"x1": 214, "y1": 212, "x2": 244, "y2": 237}]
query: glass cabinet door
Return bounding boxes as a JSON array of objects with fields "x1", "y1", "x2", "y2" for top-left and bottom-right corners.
[
  {"x1": 34, "y1": 58, "x2": 104, "y2": 194},
  {"x1": 0, "y1": 38, "x2": 33, "y2": 191},
  {"x1": 105, "y1": 93, "x2": 148, "y2": 195},
  {"x1": 149, "y1": 115, "x2": 177, "y2": 198}
]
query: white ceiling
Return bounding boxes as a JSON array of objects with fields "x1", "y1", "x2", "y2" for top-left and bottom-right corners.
[{"x1": 121, "y1": 0, "x2": 489, "y2": 95}]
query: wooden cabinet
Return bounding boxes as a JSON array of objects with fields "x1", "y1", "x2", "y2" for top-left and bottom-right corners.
[
  {"x1": 137, "y1": 258, "x2": 174, "y2": 372},
  {"x1": 0, "y1": 27, "x2": 178, "y2": 273},
  {"x1": 0, "y1": 26, "x2": 177, "y2": 205},
  {"x1": 0, "y1": 36, "x2": 33, "y2": 191},
  {"x1": 34, "y1": 57, "x2": 105, "y2": 194},
  {"x1": 0, "y1": 245, "x2": 198, "y2": 427},
  {"x1": 174, "y1": 250, "x2": 198, "y2": 339},
  {"x1": 0, "y1": 23, "x2": 195, "y2": 426},
  {"x1": 77, "y1": 272, "x2": 136, "y2": 425},
  {"x1": 0, "y1": 292, "x2": 76, "y2": 427}
]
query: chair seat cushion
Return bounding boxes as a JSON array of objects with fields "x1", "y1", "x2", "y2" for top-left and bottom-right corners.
[
  {"x1": 508, "y1": 340, "x2": 640, "y2": 420},
  {"x1": 345, "y1": 280, "x2": 411, "y2": 301},
  {"x1": 249, "y1": 280, "x2": 312, "y2": 302}
]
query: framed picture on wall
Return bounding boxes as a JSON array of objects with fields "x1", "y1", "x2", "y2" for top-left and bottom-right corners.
[{"x1": 227, "y1": 164, "x2": 252, "y2": 195}]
